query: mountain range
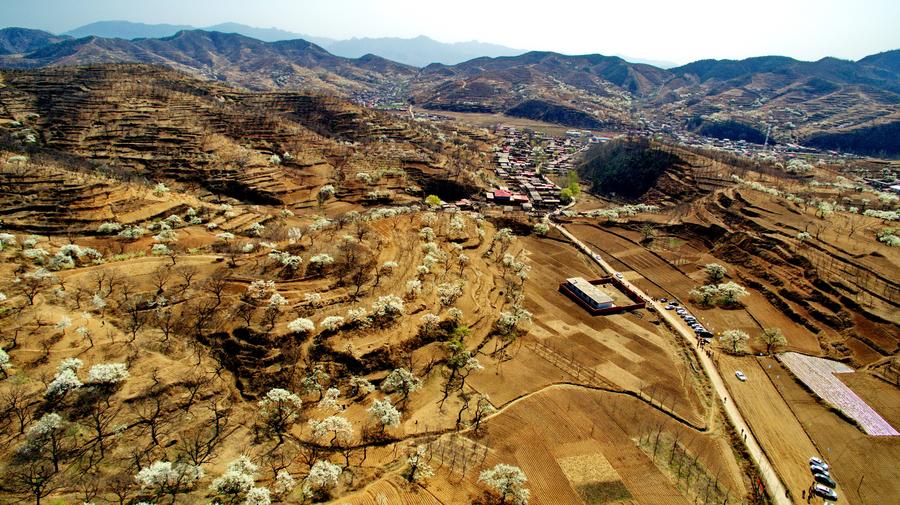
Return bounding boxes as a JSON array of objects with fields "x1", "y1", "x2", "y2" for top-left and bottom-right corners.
[
  {"x1": 60, "y1": 20, "x2": 522, "y2": 66},
  {"x1": 1, "y1": 25, "x2": 898, "y2": 154}
]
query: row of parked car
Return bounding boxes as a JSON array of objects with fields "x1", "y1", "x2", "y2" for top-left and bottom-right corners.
[
  {"x1": 809, "y1": 457, "x2": 838, "y2": 501},
  {"x1": 660, "y1": 298, "x2": 714, "y2": 339}
]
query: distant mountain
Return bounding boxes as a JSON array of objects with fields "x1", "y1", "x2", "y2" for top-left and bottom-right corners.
[
  {"x1": 62, "y1": 21, "x2": 521, "y2": 67},
  {"x1": 615, "y1": 55, "x2": 679, "y2": 69},
  {"x1": 64, "y1": 20, "x2": 194, "y2": 39},
  {"x1": 64, "y1": 20, "x2": 334, "y2": 47},
  {"x1": 327, "y1": 35, "x2": 523, "y2": 67},
  {"x1": 1, "y1": 30, "x2": 415, "y2": 94},
  {"x1": 204, "y1": 22, "x2": 335, "y2": 47},
  {"x1": 0, "y1": 27, "x2": 69, "y2": 55}
]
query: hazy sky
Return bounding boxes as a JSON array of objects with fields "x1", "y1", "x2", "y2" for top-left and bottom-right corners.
[{"x1": 2, "y1": 0, "x2": 898, "y2": 64}]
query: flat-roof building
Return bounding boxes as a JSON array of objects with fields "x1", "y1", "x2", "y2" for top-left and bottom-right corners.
[{"x1": 565, "y1": 277, "x2": 614, "y2": 310}]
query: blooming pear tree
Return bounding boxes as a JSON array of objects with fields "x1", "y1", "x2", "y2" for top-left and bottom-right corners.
[
  {"x1": 402, "y1": 446, "x2": 435, "y2": 483},
  {"x1": 257, "y1": 388, "x2": 303, "y2": 443},
  {"x1": 135, "y1": 460, "x2": 204, "y2": 502},
  {"x1": 479, "y1": 463, "x2": 531, "y2": 505},
  {"x1": 307, "y1": 415, "x2": 354, "y2": 446},
  {"x1": 381, "y1": 368, "x2": 421, "y2": 403},
  {"x1": 720, "y1": 329, "x2": 750, "y2": 354},
  {"x1": 209, "y1": 456, "x2": 257, "y2": 504},
  {"x1": 368, "y1": 398, "x2": 401, "y2": 434},
  {"x1": 302, "y1": 460, "x2": 342, "y2": 500}
]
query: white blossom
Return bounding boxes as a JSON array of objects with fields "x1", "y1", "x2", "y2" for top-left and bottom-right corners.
[
  {"x1": 0, "y1": 348, "x2": 10, "y2": 372},
  {"x1": 349, "y1": 376, "x2": 375, "y2": 395},
  {"x1": 321, "y1": 316, "x2": 345, "y2": 331},
  {"x1": 247, "y1": 280, "x2": 276, "y2": 299},
  {"x1": 118, "y1": 226, "x2": 146, "y2": 240},
  {"x1": 152, "y1": 183, "x2": 170, "y2": 197},
  {"x1": 372, "y1": 295, "x2": 404, "y2": 321},
  {"x1": 257, "y1": 388, "x2": 303, "y2": 430},
  {"x1": 86, "y1": 363, "x2": 130, "y2": 385},
  {"x1": 381, "y1": 368, "x2": 421, "y2": 397},
  {"x1": 304, "y1": 460, "x2": 342, "y2": 492},
  {"x1": 317, "y1": 388, "x2": 341, "y2": 411},
  {"x1": 368, "y1": 398, "x2": 401, "y2": 429},
  {"x1": 273, "y1": 470, "x2": 296, "y2": 497},
  {"x1": 309, "y1": 253, "x2": 334, "y2": 266},
  {"x1": 308, "y1": 415, "x2": 354, "y2": 443},
  {"x1": 403, "y1": 446, "x2": 435, "y2": 483},
  {"x1": 479, "y1": 464, "x2": 530, "y2": 505},
  {"x1": 135, "y1": 460, "x2": 204, "y2": 493},
  {"x1": 46, "y1": 368, "x2": 82, "y2": 397},
  {"x1": 287, "y1": 318, "x2": 315, "y2": 334},
  {"x1": 243, "y1": 487, "x2": 271, "y2": 505}
]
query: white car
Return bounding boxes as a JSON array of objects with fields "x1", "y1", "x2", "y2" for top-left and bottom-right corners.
[
  {"x1": 614, "y1": 272, "x2": 623, "y2": 279},
  {"x1": 809, "y1": 457, "x2": 829, "y2": 471},
  {"x1": 735, "y1": 371, "x2": 747, "y2": 382}
]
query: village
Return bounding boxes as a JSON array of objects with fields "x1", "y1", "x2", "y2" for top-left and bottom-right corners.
[{"x1": 485, "y1": 126, "x2": 605, "y2": 213}]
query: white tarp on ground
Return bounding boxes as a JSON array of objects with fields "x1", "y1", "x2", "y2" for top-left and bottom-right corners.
[{"x1": 779, "y1": 352, "x2": 898, "y2": 436}]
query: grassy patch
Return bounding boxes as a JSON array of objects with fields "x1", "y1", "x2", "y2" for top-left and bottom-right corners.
[{"x1": 575, "y1": 480, "x2": 632, "y2": 504}]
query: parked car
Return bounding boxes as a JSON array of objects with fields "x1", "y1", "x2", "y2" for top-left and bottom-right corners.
[
  {"x1": 809, "y1": 457, "x2": 829, "y2": 471},
  {"x1": 812, "y1": 484, "x2": 838, "y2": 500},
  {"x1": 670, "y1": 301, "x2": 680, "y2": 306},
  {"x1": 665, "y1": 305, "x2": 675, "y2": 310},
  {"x1": 735, "y1": 371, "x2": 747, "y2": 382},
  {"x1": 814, "y1": 472, "x2": 837, "y2": 488},
  {"x1": 615, "y1": 272, "x2": 623, "y2": 279},
  {"x1": 659, "y1": 297, "x2": 668, "y2": 303}
]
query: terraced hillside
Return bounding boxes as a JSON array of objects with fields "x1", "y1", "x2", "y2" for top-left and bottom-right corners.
[{"x1": 0, "y1": 65, "x2": 491, "y2": 212}]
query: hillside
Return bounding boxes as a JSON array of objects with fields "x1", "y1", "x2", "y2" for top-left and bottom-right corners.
[
  {"x1": 653, "y1": 55, "x2": 900, "y2": 144},
  {"x1": 0, "y1": 30, "x2": 416, "y2": 94},
  {"x1": 0, "y1": 27, "x2": 69, "y2": 55},
  {"x1": 0, "y1": 65, "x2": 490, "y2": 213}
]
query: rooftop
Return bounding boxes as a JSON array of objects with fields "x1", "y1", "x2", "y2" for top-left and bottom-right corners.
[{"x1": 566, "y1": 277, "x2": 614, "y2": 305}]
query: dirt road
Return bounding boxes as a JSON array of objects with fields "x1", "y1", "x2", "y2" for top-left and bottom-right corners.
[{"x1": 552, "y1": 222, "x2": 792, "y2": 505}]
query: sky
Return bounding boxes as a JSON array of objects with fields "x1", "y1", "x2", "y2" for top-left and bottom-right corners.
[{"x1": 2, "y1": 0, "x2": 898, "y2": 64}]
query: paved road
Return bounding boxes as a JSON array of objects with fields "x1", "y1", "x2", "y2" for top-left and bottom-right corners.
[{"x1": 552, "y1": 222, "x2": 793, "y2": 505}]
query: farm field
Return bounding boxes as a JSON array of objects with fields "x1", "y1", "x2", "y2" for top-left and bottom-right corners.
[
  {"x1": 471, "y1": 385, "x2": 746, "y2": 505},
  {"x1": 718, "y1": 355, "x2": 819, "y2": 503}
]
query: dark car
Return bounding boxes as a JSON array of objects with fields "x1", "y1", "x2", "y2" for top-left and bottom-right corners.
[{"x1": 814, "y1": 472, "x2": 836, "y2": 488}]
